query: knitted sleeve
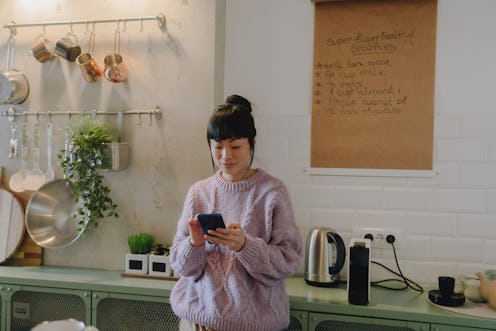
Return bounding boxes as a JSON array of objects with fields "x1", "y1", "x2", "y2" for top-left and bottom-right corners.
[{"x1": 169, "y1": 186, "x2": 207, "y2": 279}]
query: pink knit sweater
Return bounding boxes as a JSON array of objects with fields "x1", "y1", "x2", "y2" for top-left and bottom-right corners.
[{"x1": 170, "y1": 169, "x2": 303, "y2": 331}]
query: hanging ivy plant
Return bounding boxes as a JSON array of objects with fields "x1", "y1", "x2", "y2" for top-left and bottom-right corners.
[{"x1": 58, "y1": 117, "x2": 119, "y2": 235}]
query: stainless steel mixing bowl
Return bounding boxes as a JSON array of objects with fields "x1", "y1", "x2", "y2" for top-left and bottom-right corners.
[{"x1": 26, "y1": 179, "x2": 83, "y2": 248}]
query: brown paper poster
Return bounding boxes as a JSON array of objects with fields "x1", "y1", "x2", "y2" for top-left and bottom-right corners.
[{"x1": 311, "y1": 0, "x2": 437, "y2": 170}]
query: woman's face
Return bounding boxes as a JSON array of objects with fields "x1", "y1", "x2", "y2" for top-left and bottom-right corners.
[{"x1": 210, "y1": 137, "x2": 252, "y2": 182}]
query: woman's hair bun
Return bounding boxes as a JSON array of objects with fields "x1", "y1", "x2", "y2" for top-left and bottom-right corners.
[{"x1": 225, "y1": 94, "x2": 252, "y2": 112}]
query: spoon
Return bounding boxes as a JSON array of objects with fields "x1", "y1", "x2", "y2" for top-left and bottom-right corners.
[
  {"x1": 24, "y1": 119, "x2": 46, "y2": 191},
  {"x1": 45, "y1": 119, "x2": 55, "y2": 182},
  {"x1": 9, "y1": 121, "x2": 28, "y2": 192}
]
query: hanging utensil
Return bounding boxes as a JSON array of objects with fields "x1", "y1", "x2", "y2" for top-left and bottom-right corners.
[
  {"x1": 103, "y1": 27, "x2": 128, "y2": 83},
  {"x1": 8, "y1": 121, "x2": 17, "y2": 159},
  {"x1": 25, "y1": 179, "x2": 82, "y2": 248},
  {"x1": 45, "y1": 116, "x2": 55, "y2": 182},
  {"x1": 9, "y1": 120, "x2": 29, "y2": 192},
  {"x1": 75, "y1": 30, "x2": 102, "y2": 83},
  {"x1": 24, "y1": 118, "x2": 46, "y2": 191},
  {"x1": 0, "y1": 34, "x2": 30, "y2": 104}
]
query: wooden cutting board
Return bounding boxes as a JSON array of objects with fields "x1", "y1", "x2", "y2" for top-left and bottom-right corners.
[{"x1": 1, "y1": 172, "x2": 43, "y2": 266}]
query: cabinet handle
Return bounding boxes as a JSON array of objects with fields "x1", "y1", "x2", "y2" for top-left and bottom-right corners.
[
  {"x1": 7, "y1": 287, "x2": 12, "y2": 292},
  {"x1": 83, "y1": 293, "x2": 89, "y2": 297},
  {"x1": 93, "y1": 294, "x2": 98, "y2": 299},
  {"x1": 0, "y1": 286, "x2": 3, "y2": 291}
]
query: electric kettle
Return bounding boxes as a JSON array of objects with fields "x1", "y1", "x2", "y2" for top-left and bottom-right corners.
[{"x1": 305, "y1": 227, "x2": 346, "y2": 287}]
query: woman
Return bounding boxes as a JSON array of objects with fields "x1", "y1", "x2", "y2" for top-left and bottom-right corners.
[{"x1": 170, "y1": 95, "x2": 303, "y2": 331}]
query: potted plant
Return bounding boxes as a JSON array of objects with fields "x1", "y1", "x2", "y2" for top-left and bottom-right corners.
[
  {"x1": 126, "y1": 232, "x2": 155, "y2": 274},
  {"x1": 58, "y1": 117, "x2": 119, "y2": 235},
  {"x1": 148, "y1": 243, "x2": 173, "y2": 277}
]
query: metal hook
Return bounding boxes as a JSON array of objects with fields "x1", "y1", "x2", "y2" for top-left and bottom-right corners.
[
  {"x1": 149, "y1": 113, "x2": 153, "y2": 126},
  {"x1": 92, "y1": 21, "x2": 96, "y2": 33},
  {"x1": 42, "y1": 24, "x2": 46, "y2": 35},
  {"x1": 70, "y1": 21, "x2": 74, "y2": 34},
  {"x1": 137, "y1": 113, "x2": 142, "y2": 126},
  {"x1": 139, "y1": 17, "x2": 144, "y2": 32},
  {"x1": 8, "y1": 20, "x2": 17, "y2": 36},
  {"x1": 122, "y1": 19, "x2": 127, "y2": 33},
  {"x1": 7, "y1": 108, "x2": 15, "y2": 122},
  {"x1": 115, "y1": 19, "x2": 121, "y2": 32},
  {"x1": 85, "y1": 20, "x2": 90, "y2": 34}
]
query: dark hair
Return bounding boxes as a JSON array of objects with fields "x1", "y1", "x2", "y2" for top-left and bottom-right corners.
[{"x1": 207, "y1": 95, "x2": 256, "y2": 166}]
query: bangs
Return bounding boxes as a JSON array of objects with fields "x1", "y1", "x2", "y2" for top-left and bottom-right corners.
[{"x1": 207, "y1": 105, "x2": 255, "y2": 142}]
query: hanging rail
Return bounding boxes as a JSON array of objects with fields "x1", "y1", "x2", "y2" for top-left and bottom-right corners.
[
  {"x1": 1, "y1": 106, "x2": 162, "y2": 121},
  {"x1": 3, "y1": 13, "x2": 166, "y2": 33}
]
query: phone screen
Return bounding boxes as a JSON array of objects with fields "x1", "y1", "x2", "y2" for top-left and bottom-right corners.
[{"x1": 196, "y1": 213, "x2": 226, "y2": 236}]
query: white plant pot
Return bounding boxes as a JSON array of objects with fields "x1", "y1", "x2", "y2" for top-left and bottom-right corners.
[
  {"x1": 125, "y1": 253, "x2": 149, "y2": 275},
  {"x1": 148, "y1": 254, "x2": 172, "y2": 277}
]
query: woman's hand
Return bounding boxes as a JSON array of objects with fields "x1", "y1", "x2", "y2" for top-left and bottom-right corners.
[
  {"x1": 188, "y1": 218, "x2": 206, "y2": 246},
  {"x1": 207, "y1": 222, "x2": 246, "y2": 251}
]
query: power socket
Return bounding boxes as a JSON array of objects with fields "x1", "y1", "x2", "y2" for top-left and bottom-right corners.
[{"x1": 352, "y1": 227, "x2": 402, "y2": 249}]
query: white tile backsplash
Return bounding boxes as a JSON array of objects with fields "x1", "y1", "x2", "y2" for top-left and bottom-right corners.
[
  {"x1": 383, "y1": 188, "x2": 434, "y2": 210},
  {"x1": 431, "y1": 238, "x2": 485, "y2": 263},
  {"x1": 334, "y1": 186, "x2": 383, "y2": 209},
  {"x1": 434, "y1": 189, "x2": 486, "y2": 213},
  {"x1": 406, "y1": 212, "x2": 458, "y2": 236},
  {"x1": 437, "y1": 139, "x2": 487, "y2": 162},
  {"x1": 459, "y1": 214, "x2": 496, "y2": 238}
]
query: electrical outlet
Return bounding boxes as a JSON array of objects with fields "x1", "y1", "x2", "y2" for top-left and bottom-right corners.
[
  {"x1": 352, "y1": 227, "x2": 402, "y2": 249},
  {"x1": 13, "y1": 302, "x2": 30, "y2": 319}
]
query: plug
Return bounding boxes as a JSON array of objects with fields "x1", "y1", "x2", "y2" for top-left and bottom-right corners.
[
  {"x1": 364, "y1": 233, "x2": 373, "y2": 241},
  {"x1": 386, "y1": 234, "x2": 396, "y2": 244}
]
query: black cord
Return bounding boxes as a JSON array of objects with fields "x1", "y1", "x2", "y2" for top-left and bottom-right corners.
[{"x1": 371, "y1": 242, "x2": 424, "y2": 293}]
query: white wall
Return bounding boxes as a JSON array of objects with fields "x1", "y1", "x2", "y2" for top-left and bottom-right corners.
[
  {"x1": 224, "y1": 0, "x2": 496, "y2": 284},
  {"x1": 0, "y1": 0, "x2": 224, "y2": 268}
]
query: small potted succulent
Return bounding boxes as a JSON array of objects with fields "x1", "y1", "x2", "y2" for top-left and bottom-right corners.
[
  {"x1": 126, "y1": 233, "x2": 155, "y2": 275},
  {"x1": 148, "y1": 243, "x2": 172, "y2": 277}
]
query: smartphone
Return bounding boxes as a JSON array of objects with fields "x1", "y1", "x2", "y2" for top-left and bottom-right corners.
[{"x1": 196, "y1": 213, "x2": 226, "y2": 236}]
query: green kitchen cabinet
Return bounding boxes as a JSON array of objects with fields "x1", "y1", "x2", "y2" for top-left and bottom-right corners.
[
  {"x1": 431, "y1": 324, "x2": 496, "y2": 331},
  {"x1": 0, "y1": 284, "x2": 21, "y2": 331},
  {"x1": 285, "y1": 310, "x2": 309, "y2": 331},
  {"x1": 9, "y1": 285, "x2": 91, "y2": 331},
  {"x1": 308, "y1": 312, "x2": 430, "y2": 331},
  {"x1": 91, "y1": 291, "x2": 179, "y2": 331}
]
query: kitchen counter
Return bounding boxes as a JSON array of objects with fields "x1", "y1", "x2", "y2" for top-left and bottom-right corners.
[
  {"x1": 285, "y1": 277, "x2": 495, "y2": 329},
  {"x1": 0, "y1": 266, "x2": 494, "y2": 330}
]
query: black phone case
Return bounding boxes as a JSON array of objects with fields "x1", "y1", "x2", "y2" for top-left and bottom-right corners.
[{"x1": 197, "y1": 213, "x2": 226, "y2": 235}]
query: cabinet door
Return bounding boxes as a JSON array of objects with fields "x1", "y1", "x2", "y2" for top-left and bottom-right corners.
[
  {"x1": 309, "y1": 312, "x2": 429, "y2": 331},
  {"x1": 9, "y1": 286, "x2": 91, "y2": 331},
  {"x1": 0, "y1": 284, "x2": 21, "y2": 331},
  {"x1": 284, "y1": 310, "x2": 308, "y2": 331},
  {"x1": 92, "y1": 291, "x2": 179, "y2": 331}
]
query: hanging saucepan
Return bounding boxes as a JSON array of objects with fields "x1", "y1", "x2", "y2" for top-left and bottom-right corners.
[{"x1": 0, "y1": 35, "x2": 29, "y2": 104}]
